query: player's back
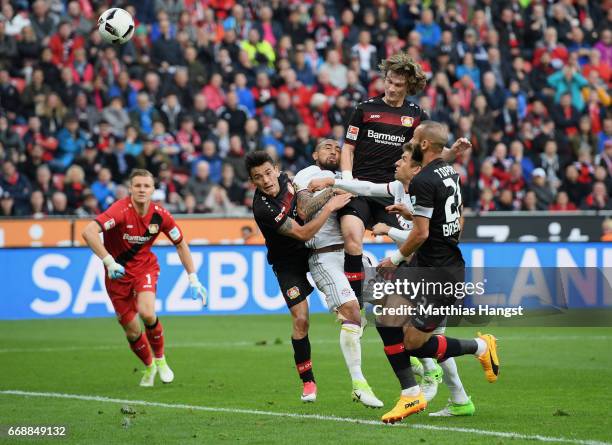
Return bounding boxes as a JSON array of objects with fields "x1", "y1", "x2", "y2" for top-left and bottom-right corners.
[
  {"x1": 408, "y1": 158, "x2": 464, "y2": 267},
  {"x1": 95, "y1": 197, "x2": 183, "y2": 276},
  {"x1": 347, "y1": 96, "x2": 429, "y2": 183}
]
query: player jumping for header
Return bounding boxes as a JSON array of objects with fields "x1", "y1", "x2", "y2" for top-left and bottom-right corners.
[{"x1": 82, "y1": 169, "x2": 207, "y2": 387}]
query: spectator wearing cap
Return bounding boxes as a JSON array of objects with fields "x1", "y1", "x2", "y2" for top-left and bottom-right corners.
[
  {"x1": 0, "y1": 160, "x2": 31, "y2": 215},
  {"x1": 184, "y1": 160, "x2": 213, "y2": 212},
  {"x1": 530, "y1": 168, "x2": 555, "y2": 210}
]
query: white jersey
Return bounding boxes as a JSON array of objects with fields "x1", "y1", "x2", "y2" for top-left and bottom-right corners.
[
  {"x1": 293, "y1": 166, "x2": 343, "y2": 249},
  {"x1": 388, "y1": 180, "x2": 414, "y2": 231}
]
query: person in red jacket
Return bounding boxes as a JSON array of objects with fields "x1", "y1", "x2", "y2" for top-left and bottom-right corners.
[{"x1": 48, "y1": 20, "x2": 85, "y2": 67}]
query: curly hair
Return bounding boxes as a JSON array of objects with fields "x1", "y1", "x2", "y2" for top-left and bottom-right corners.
[{"x1": 378, "y1": 52, "x2": 427, "y2": 96}]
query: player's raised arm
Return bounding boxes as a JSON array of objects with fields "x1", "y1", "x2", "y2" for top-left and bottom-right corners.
[
  {"x1": 279, "y1": 193, "x2": 352, "y2": 241},
  {"x1": 441, "y1": 137, "x2": 472, "y2": 163},
  {"x1": 82, "y1": 218, "x2": 125, "y2": 280},
  {"x1": 340, "y1": 142, "x2": 356, "y2": 180}
]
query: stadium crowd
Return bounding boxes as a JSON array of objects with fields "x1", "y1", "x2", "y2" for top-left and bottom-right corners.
[{"x1": 0, "y1": 0, "x2": 611, "y2": 217}]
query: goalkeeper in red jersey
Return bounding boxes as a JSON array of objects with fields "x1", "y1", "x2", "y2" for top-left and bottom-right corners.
[{"x1": 82, "y1": 169, "x2": 207, "y2": 387}]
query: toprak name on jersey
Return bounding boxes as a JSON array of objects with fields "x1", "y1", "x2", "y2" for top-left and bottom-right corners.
[
  {"x1": 434, "y1": 165, "x2": 462, "y2": 238},
  {"x1": 366, "y1": 129, "x2": 406, "y2": 146}
]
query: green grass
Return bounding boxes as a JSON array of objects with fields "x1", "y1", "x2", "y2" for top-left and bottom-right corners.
[{"x1": 1, "y1": 315, "x2": 611, "y2": 444}]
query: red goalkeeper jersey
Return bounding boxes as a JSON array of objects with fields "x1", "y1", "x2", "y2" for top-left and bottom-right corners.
[{"x1": 95, "y1": 197, "x2": 183, "y2": 276}]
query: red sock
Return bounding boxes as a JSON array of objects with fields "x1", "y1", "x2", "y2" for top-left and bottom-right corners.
[
  {"x1": 129, "y1": 333, "x2": 153, "y2": 366},
  {"x1": 145, "y1": 318, "x2": 164, "y2": 359}
]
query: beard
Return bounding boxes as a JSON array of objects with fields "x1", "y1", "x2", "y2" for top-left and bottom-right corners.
[
  {"x1": 319, "y1": 159, "x2": 340, "y2": 171},
  {"x1": 408, "y1": 142, "x2": 424, "y2": 164}
]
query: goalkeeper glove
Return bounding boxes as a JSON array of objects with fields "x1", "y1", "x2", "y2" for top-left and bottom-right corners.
[
  {"x1": 102, "y1": 255, "x2": 125, "y2": 279},
  {"x1": 188, "y1": 273, "x2": 207, "y2": 306}
]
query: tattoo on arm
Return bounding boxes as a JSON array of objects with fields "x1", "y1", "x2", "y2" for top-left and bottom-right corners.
[
  {"x1": 277, "y1": 217, "x2": 293, "y2": 235},
  {"x1": 297, "y1": 188, "x2": 334, "y2": 221}
]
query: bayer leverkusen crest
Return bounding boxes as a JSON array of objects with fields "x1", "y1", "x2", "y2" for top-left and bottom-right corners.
[
  {"x1": 401, "y1": 116, "x2": 414, "y2": 127},
  {"x1": 148, "y1": 224, "x2": 159, "y2": 234}
]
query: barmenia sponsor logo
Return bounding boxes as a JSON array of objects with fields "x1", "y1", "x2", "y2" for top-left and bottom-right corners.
[{"x1": 367, "y1": 129, "x2": 406, "y2": 145}]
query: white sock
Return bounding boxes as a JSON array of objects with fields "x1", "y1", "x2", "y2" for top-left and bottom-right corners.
[
  {"x1": 340, "y1": 323, "x2": 365, "y2": 381},
  {"x1": 419, "y1": 357, "x2": 437, "y2": 372},
  {"x1": 401, "y1": 385, "x2": 421, "y2": 396},
  {"x1": 475, "y1": 338, "x2": 487, "y2": 356},
  {"x1": 440, "y1": 358, "x2": 469, "y2": 404}
]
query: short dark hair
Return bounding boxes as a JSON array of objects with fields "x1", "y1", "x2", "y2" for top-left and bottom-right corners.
[
  {"x1": 402, "y1": 143, "x2": 422, "y2": 166},
  {"x1": 245, "y1": 151, "x2": 275, "y2": 177}
]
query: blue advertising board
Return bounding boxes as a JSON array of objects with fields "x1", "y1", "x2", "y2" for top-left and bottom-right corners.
[{"x1": 0, "y1": 243, "x2": 611, "y2": 320}]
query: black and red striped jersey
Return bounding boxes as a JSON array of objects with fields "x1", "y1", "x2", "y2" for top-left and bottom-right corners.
[
  {"x1": 253, "y1": 172, "x2": 310, "y2": 265},
  {"x1": 345, "y1": 95, "x2": 429, "y2": 183}
]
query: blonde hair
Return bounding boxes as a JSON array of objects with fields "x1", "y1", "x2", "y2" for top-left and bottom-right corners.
[
  {"x1": 378, "y1": 52, "x2": 427, "y2": 96},
  {"x1": 64, "y1": 165, "x2": 85, "y2": 184},
  {"x1": 129, "y1": 168, "x2": 154, "y2": 183}
]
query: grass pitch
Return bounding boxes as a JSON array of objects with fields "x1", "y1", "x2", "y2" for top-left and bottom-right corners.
[{"x1": 1, "y1": 314, "x2": 611, "y2": 444}]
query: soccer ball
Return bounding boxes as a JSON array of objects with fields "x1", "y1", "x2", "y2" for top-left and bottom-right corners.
[{"x1": 98, "y1": 8, "x2": 135, "y2": 44}]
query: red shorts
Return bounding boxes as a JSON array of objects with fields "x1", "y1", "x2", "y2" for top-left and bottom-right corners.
[{"x1": 105, "y1": 270, "x2": 160, "y2": 326}]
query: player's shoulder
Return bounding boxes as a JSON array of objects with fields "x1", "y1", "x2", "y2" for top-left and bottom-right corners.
[
  {"x1": 252, "y1": 190, "x2": 277, "y2": 219},
  {"x1": 151, "y1": 202, "x2": 174, "y2": 218},
  {"x1": 294, "y1": 165, "x2": 321, "y2": 182},
  {"x1": 400, "y1": 99, "x2": 426, "y2": 116},
  {"x1": 107, "y1": 197, "x2": 132, "y2": 213},
  {"x1": 389, "y1": 180, "x2": 405, "y2": 197},
  {"x1": 356, "y1": 95, "x2": 382, "y2": 109}
]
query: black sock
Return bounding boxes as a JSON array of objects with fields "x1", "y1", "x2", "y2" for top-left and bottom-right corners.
[
  {"x1": 407, "y1": 335, "x2": 478, "y2": 361},
  {"x1": 345, "y1": 253, "x2": 364, "y2": 308},
  {"x1": 376, "y1": 326, "x2": 417, "y2": 390},
  {"x1": 144, "y1": 317, "x2": 159, "y2": 330},
  {"x1": 292, "y1": 335, "x2": 315, "y2": 382}
]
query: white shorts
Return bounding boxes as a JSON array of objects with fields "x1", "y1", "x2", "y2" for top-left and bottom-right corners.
[{"x1": 308, "y1": 250, "x2": 356, "y2": 312}]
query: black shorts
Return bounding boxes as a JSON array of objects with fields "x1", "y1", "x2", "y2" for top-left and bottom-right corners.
[
  {"x1": 402, "y1": 262, "x2": 466, "y2": 333},
  {"x1": 272, "y1": 258, "x2": 314, "y2": 308},
  {"x1": 337, "y1": 196, "x2": 403, "y2": 230}
]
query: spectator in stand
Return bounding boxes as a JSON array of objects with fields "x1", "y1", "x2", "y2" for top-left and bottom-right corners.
[
  {"x1": 549, "y1": 191, "x2": 577, "y2": 211},
  {"x1": 75, "y1": 192, "x2": 101, "y2": 217},
  {"x1": 90, "y1": 167, "x2": 116, "y2": 210},
  {"x1": 522, "y1": 190, "x2": 538, "y2": 211},
  {"x1": 204, "y1": 185, "x2": 235, "y2": 214},
  {"x1": 184, "y1": 160, "x2": 212, "y2": 212},
  {"x1": 62, "y1": 164, "x2": 87, "y2": 211},
  {"x1": 0, "y1": 159, "x2": 31, "y2": 215},
  {"x1": 530, "y1": 168, "x2": 555, "y2": 210},
  {"x1": 581, "y1": 181, "x2": 611, "y2": 210},
  {"x1": 52, "y1": 114, "x2": 87, "y2": 172}
]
